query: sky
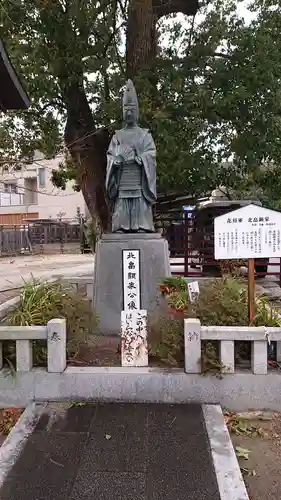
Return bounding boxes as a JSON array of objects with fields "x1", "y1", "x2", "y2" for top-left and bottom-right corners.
[{"x1": 156, "y1": 0, "x2": 258, "y2": 57}]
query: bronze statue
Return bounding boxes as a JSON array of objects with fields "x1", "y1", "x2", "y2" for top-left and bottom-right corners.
[{"x1": 106, "y1": 80, "x2": 156, "y2": 233}]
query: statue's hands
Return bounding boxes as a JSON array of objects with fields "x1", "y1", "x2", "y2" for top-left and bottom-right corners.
[
  {"x1": 114, "y1": 155, "x2": 123, "y2": 166},
  {"x1": 133, "y1": 146, "x2": 142, "y2": 166},
  {"x1": 114, "y1": 145, "x2": 125, "y2": 166},
  {"x1": 113, "y1": 147, "x2": 141, "y2": 165}
]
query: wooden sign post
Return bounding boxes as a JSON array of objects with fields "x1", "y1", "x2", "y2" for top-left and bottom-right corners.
[
  {"x1": 214, "y1": 203, "x2": 281, "y2": 324},
  {"x1": 248, "y1": 259, "x2": 255, "y2": 322}
]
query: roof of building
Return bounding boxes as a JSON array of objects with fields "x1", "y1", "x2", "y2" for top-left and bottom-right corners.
[{"x1": 0, "y1": 39, "x2": 30, "y2": 111}]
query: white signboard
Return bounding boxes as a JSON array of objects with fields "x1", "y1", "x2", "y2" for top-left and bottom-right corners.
[
  {"x1": 214, "y1": 204, "x2": 281, "y2": 260},
  {"x1": 188, "y1": 281, "x2": 200, "y2": 302},
  {"x1": 122, "y1": 249, "x2": 140, "y2": 310},
  {"x1": 121, "y1": 309, "x2": 148, "y2": 366}
]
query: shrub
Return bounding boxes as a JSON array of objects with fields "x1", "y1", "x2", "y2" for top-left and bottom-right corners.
[
  {"x1": 253, "y1": 296, "x2": 281, "y2": 327},
  {"x1": 159, "y1": 276, "x2": 249, "y2": 326},
  {"x1": 148, "y1": 314, "x2": 184, "y2": 366},
  {"x1": 3, "y1": 280, "x2": 98, "y2": 368},
  {"x1": 219, "y1": 259, "x2": 247, "y2": 277},
  {"x1": 187, "y1": 277, "x2": 248, "y2": 326},
  {"x1": 159, "y1": 276, "x2": 188, "y2": 296},
  {"x1": 152, "y1": 276, "x2": 280, "y2": 367}
]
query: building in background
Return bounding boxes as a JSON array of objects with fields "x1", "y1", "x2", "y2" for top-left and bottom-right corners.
[{"x1": 0, "y1": 153, "x2": 86, "y2": 224}]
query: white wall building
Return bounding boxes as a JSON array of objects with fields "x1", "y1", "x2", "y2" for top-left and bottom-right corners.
[{"x1": 0, "y1": 153, "x2": 86, "y2": 224}]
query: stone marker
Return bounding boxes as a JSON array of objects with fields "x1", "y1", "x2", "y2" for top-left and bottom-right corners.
[
  {"x1": 121, "y1": 309, "x2": 148, "y2": 366},
  {"x1": 93, "y1": 233, "x2": 170, "y2": 334}
]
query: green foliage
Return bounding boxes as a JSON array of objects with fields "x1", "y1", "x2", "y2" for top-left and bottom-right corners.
[
  {"x1": 189, "y1": 277, "x2": 249, "y2": 326},
  {"x1": 159, "y1": 275, "x2": 249, "y2": 325},
  {"x1": 153, "y1": 275, "x2": 281, "y2": 366},
  {"x1": 159, "y1": 276, "x2": 188, "y2": 294},
  {"x1": 84, "y1": 217, "x2": 100, "y2": 251},
  {"x1": 51, "y1": 156, "x2": 80, "y2": 192},
  {"x1": 253, "y1": 296, "x2": 281, "y2": 327},
  {"x1": 4, "y1": 280, "x2": 98, "y2": 368},
  {"x1": 2, "y1": 0, "x2": 281, "y2": 201},
  {"x1": 148, "y1": 315, "x2": 184, "y2": 366}
]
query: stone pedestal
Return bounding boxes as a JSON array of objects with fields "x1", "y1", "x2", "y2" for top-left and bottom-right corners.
[{"x1": 93, "y1": 233, "x2": 171, "y2": 335}]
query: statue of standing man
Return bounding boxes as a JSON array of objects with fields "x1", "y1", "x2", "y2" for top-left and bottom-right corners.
[{"x1": 106, "y1": 80, "x2": 156, "y2": 233}]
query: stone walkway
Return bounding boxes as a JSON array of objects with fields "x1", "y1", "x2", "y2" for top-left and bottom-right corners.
[
  {"x1": 0, "y1": 403, "x2": 221, "y2": 500},
  {"x1": 0, "y1": 253, "x2": 94, "y2": 295}
]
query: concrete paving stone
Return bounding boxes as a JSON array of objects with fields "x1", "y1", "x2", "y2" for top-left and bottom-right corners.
[
  {"x1": 147, "y1": 427, "x2": 212, "y2": 472},
  {"x1": 35, "y1": 403, "x2": 97, "y2": 433},
  {"x1": 84, "y1": 403, "x2": 148, "y2": 472},
  {"x1": 89, "y1": 402, "x2": 148, "y2": 433},
  {"x1": 69, "y1": 472, "x2": 146, "y2": 500},
  {"x1": 0, "y1": 433, "x2": 88, "y2": 500},
  {"x1": 147, "y1": 403, "x2": 204, "y2": 433},
  {"x1": 0, "y1": 403, "x2": 222, "y2": 500},
  {"x1": 147, "y1": 404, "x2": 213, "y2": 472},
  {"x1": 146, "y1": 471, "x2": 219, "y2": 500},
  {"x1": 261, "y1": 282, "x2": 279, "y2": 289}
]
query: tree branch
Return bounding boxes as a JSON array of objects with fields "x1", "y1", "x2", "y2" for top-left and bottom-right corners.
[
  {"x1": 152, "y1": 0, "x2": 198, "y2": 17},
  {"x1": 160, "y1": 50, "x2": 233, "y2": 68},
  {"x1": 118, "y1": 0, "x2": 129, "y2": 21},
  {"x1": 40, "y1": 99, "x2": 65, "y2": 114},
  {"x1": 213, "y1": 51, "x2": 232, "y2": 60},
  {"x1": 186, "y1": 13, "x2": 196, "y2": 57}
]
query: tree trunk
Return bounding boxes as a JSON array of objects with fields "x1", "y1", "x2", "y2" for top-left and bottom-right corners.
[
  {"x1": 126, "y1": 0, "x2": 157, "y2": 79},
  {"x1": 61, "y1": 0, "x2": 199, "y2": 231},
  {"x1": 126, "y1": 0, "x2": 199, "y2": 79},
  {"x1": 62, "y1": 80, "x2": 111, "y2": 232}
]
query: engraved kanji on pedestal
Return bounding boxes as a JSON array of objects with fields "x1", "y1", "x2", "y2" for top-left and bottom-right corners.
[{"x1": 123, "y1": 250, "x2": 140, "y2": 310}]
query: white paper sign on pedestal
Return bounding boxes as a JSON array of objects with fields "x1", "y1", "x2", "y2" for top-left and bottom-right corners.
[
  {"x1": 214, "y1": 204, "x2": 281, "y2": 260},
  {"x1": 121, "y1": 309, "x2": 148, "y2": 367},
  {"x1": 122, "y1": 250, "x2": 140, "y2": 310},
  {"x1": 188, "y1": 281, "x2": 200, "y2": 302}
]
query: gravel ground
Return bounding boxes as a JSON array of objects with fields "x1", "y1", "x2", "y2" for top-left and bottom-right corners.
[{"x1": 228, "y1": 412, "x2": 281, "y2": 500}]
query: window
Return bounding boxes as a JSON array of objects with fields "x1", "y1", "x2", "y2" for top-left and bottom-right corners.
[
  {"x1": 4, "y1": 183, "x2": 17, "y2": 194},
  {"x1": 38, "y1": 168, "x2": 46, "y2": 187}
]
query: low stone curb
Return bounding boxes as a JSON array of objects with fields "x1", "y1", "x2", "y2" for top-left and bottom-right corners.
[
  {"x1": 203, "y1": 405, "x2": 249, "y2": 500},
  {"x1": 0, "y1": 297, "x2": 21, "y2": 322},
  {"x1": 0, "y1": 402, "x2": 46, "y2": 488},
  {"x1": 0, "y1": 368, "x2": 281, "y2": 411}
]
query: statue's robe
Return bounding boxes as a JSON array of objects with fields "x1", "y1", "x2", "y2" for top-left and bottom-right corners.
[{"x1": 106, "y1": 126, "x2": 156, "y2": 232}]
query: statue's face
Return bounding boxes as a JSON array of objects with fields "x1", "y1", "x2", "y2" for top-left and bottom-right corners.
[{"x1": 123, "y1": 105, "x2": 137, "y2": 125}]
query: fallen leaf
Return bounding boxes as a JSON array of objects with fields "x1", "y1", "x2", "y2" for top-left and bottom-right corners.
[
  {"x1": 241, "y1": 467, "x2": 256, "y2": 477},
  {"x1": 236, "y1": 446, "x2": 251, "y2": 460}
]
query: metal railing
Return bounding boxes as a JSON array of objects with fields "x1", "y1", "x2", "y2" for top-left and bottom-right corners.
[
  {"x1": 0, "y1": 220, "x2": 83, "y2": 256},
  {"x1": 0, "y1": 193, "x2": 25, "y2": 206}
]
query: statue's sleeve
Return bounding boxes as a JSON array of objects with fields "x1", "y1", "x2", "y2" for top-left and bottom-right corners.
[
  {"x1": 106, "y1": 135, "x2": 120, "y2": 201},
  {"x1": 139, "y1": 131, "x2": 157, "y2": 204}
]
